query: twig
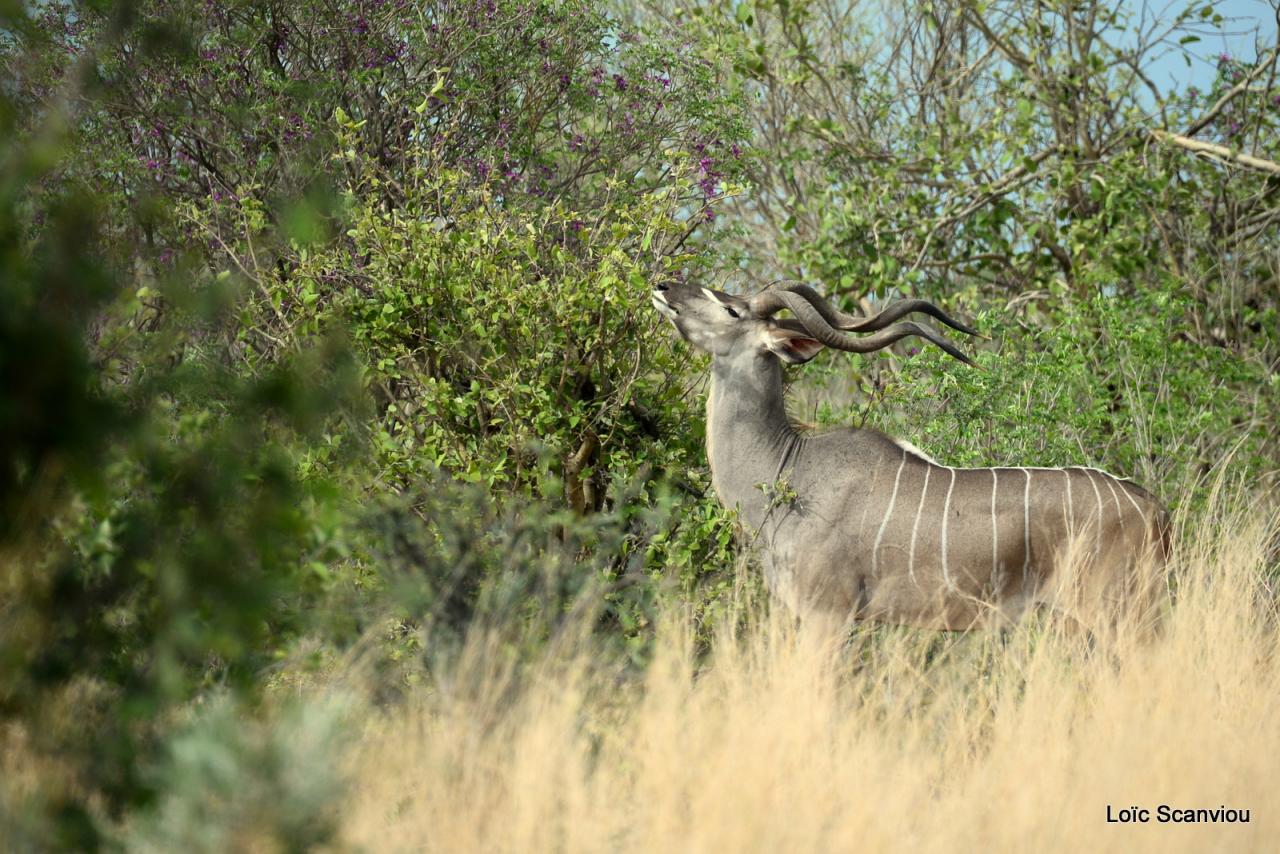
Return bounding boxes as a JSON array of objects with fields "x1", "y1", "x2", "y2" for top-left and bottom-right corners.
[
  {"x1": 1183, "y1": 48, "x2": 1279, "y2": 138},
  {"x1": 909, "y1": 145, "x2": 1063, "y2": 273},
  {"x1": 1150, "y1": 130, "x2": 1280, "y2": 177}
]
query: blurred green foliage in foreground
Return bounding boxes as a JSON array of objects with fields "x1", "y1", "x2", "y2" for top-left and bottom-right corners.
[{"x1": 1, "y1": 0, "x2": 1277, "y2": 847}]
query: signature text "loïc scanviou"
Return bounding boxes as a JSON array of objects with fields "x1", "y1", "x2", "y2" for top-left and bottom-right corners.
[{"x1": 1107, "y1": 804, "x2": 1250, "y2": 824}]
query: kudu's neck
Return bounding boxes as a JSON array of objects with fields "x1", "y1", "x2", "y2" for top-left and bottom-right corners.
[{"x1": 707, "y1": 353, "x2": 801, "y2": 530}]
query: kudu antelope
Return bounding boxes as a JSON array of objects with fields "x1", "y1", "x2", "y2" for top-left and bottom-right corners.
[{"x1": 651, "y1": 281, "x2": 1169, "y2": 633}]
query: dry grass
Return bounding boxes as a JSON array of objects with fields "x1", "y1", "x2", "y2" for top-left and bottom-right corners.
[{"x1": 337, "y1": 496, "x2": 1280, "y2": 854}]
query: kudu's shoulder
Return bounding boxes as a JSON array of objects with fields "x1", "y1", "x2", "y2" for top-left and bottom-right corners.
[{"x1": 798, "y1": 425, "x2": 938, "y2": 467}]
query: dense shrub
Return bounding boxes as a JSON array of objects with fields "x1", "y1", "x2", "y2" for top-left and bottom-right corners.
[
  {"x1": 0, "y1": 0, "x2": 1277, "y2": 847},
  {"x1": 2, "y1": 0, "x2": 746, "y2": 844}
]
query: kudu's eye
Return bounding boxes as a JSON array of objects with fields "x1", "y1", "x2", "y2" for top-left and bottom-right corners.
[{"x1": 725, "y1": 306, "x2": 740, "y2": 318}]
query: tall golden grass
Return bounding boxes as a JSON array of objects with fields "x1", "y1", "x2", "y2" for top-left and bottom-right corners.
[{"x1": 338, "y1": 491, "x2": 1279, "y2": 853}]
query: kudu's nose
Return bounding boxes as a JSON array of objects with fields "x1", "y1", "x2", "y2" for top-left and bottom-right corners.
[
  {"x1": 650, "y1": 287, "x2": 678, "y2": 318},
  {"x1": 655, "y1": 281, "x2": 670, "y2": 291}
]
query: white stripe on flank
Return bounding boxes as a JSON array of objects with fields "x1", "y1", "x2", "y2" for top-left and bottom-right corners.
[
  {"x1": 1019, "y1": 468, "x2": 1032, "y2": 584},
  {"x1": 872, "y1": 449, "x2": 908, "y2": 577},
  {"x1": 855, "y1": 456, "x2": 884, "y2": 547},
  {"x1": 1118, "y1": 482, "x2": 1147, "y2": 524},
  {"x1": 1100, "y1": 475, "x2": 1126, "y2": 533},
  {"x1": 990, "y1": 469, "x2": 1000, "y2": 587},
  {"x1": 1083, "y1": 468, "x2": 1104, "y2": 558},
  {"x1": 1083, "y1": 466, "x2": 1147, "y2": 530},
  {"x1": 942, "y1": 467, "x2": 957, "y2": 592},
  {"x1": 1061, "y1": 470, "x2": 1072, "y2": 530},
  {"x1": 908, "y1": 465, "x2": 931, "y2": 585}
]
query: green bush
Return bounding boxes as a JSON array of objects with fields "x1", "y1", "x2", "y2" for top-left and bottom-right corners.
[
  {"x1": 857, "y1": 284, "x2": 1279, "y2": 504},
  {"x1": 1, "y1": 1, "x2": 747, "y2": 843}
]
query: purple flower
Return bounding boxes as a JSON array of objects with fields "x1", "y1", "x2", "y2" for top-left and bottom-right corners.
[
  {"x1": 613, "y1": 74, "x2": 628, "y2": 91},
  {"x1": 569, "y1": 219, "x2": 585, "y2": 232},
  {"x1": 474, "y1": 160, "x2": 491, "y2": 179},
  {"x1": 1218, "y1": 52, "x2": 1231, "y2": 64}
]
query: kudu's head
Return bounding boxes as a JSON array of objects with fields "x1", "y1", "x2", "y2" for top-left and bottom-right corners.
[
  {"x1": 650, "y1": 282, "x2": 820, "y2": 364},
  {"x1": 651, "y1": 280, "x2": 980, "y2": 368}
]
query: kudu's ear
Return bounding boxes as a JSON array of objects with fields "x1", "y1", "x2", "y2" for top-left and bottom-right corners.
[{"x1": 760, "y1": 325, "x2": 824, "y2": 364}]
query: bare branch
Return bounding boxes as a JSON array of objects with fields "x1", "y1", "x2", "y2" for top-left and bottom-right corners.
[
  {"x1": 908, "y1": 145, "x2": 1064, "y2": 273},
  {"x1": 962, "y1": 3, "x2": 1035, "y2": 76},
  {"x1": 1150, "y1": 130, "x2": 1280, "y2": 177},
  {"x1": 1183, "y1": 48, "x2": 1279, "y2": 138}
]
